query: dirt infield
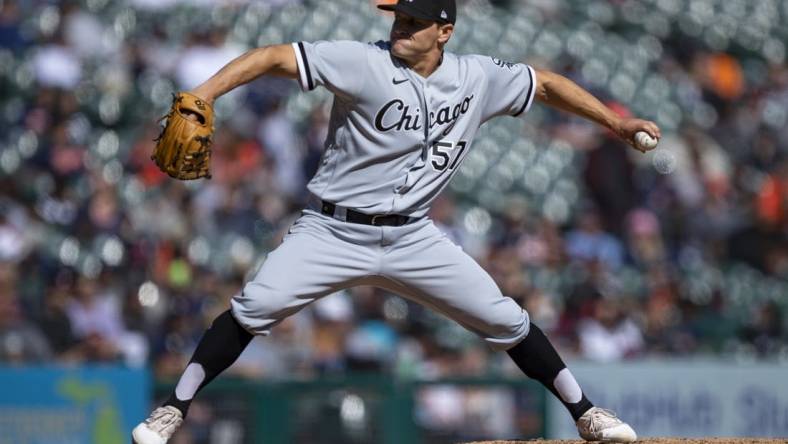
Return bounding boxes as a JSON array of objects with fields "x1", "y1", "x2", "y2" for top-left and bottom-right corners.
[{"x1": 461, "y1": 439, "x2": 787, "y2": 444}]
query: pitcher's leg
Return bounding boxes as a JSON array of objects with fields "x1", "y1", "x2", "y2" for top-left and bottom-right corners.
[
  {"x1": 507, "y1": 321, "x2": 636, "y2": 441},
  {"x1": 182, "y1": 215, "x2": 372, "y2": 411},
  {"x1": 164, "y1": 310, "x2": 252, "y2": 416},
  {"x1": 380, "y1": 229, "x2": 529, "y2": 350},
  {"x1": 506, "y1": 324, "x2": 592, "y2": 420},
  {"x1": 381, "y1": 223, "x2": 634, "y2": 442},
  {"x1": 134, "y1": 213, "x2": 377, "y2": 444},
  {"x1": 231, "y1": 213, "x2": 377, "y2": 335}
]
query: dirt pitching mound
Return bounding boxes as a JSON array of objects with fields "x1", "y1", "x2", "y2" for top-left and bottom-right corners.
[{"x1": 461, "y1": 439, "x2": 784, "y2": 444}]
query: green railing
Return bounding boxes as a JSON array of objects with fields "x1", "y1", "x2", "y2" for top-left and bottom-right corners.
[{"x1": 155, "y1": 374, "x2": 546, "y2": 444}]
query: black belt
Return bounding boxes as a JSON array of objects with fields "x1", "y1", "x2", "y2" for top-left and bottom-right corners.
[{"x1": 320, "y1": 201, "x2": 413, "y2": 226}]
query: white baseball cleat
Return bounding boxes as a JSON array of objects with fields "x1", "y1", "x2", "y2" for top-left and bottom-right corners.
[
  {"x1": 131, "y1": 406, "x2": 183, "y2": 444},
  {"x1": 576, "y1": 407, "x2": 637, "y2": 442}
]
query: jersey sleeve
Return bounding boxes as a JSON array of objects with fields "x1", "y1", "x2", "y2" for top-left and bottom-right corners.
[
  {"x1": 292, "y1": 40, "x2": 368, "y2": 98},
  {"x1": 473, "y1": 55, "x2": 537, "y2": 121}
]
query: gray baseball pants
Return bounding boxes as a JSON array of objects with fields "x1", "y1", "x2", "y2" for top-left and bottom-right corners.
[{"x1": 231, "y1": 207, "x2": 530, "y2": 351}]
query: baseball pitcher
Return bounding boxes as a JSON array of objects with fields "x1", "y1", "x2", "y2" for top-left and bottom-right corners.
[{"x1": 135, "y1": 0, "x2": 660, "y2": 442}]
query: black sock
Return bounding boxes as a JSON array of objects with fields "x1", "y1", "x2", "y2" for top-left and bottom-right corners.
[
  {"x1": 164, "y1": 310, "x2": 253, "y2": 417},
  {"x1": 506, "y1": 324, "x2": 594, "y2": 421}
]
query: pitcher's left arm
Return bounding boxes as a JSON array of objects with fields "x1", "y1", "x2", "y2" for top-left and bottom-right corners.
[{"x1": 533, "y1": 69, "x2": 661, "y2": 152}]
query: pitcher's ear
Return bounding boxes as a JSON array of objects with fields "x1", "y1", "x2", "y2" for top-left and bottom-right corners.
[{"x1": 439, "y1": 23, "x2": 454, "y2": 43}]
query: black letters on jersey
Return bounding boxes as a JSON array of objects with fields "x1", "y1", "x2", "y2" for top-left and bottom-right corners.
[{"x1": 374, "y1": 95, "x2": 474, "y2": 134}]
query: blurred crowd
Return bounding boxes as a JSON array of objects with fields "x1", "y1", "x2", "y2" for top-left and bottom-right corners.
[{"x1": 1, "y1": 0, "x2": 788, "y2": 394}]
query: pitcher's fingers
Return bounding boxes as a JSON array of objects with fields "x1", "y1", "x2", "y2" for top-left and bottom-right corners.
[{"x1": 645, "y1": 121, "x2": 661, "y2": 139}]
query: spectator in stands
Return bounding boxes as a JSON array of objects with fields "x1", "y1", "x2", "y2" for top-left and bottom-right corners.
[
  {"x1": 577, "y1": 296, "x2": 644, "y2": 362},
  {"x1": 565, "y1": 210, "x2": 624, "y2": 269},
  {"x1": 0, "y1": 262, "x2": 52, "y2": 363}
]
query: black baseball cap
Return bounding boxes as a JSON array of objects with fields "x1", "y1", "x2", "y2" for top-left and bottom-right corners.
[{"x1": 378, "y1": 0, "x2": 456, "y2": 25}]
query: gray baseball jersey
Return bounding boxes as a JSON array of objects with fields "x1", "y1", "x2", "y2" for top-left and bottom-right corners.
[
  {"x1": 231, "y1": 40, "x2": 535, "y2": 351},
  {"x1": 291, "y1": 40, "x2": 536, "y2": 217}
]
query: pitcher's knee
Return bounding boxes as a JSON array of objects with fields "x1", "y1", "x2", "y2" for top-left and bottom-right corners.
[
  {"x1": 230, "y1": 282, "x2": 298, "y2": 336},
  {"x1": 482, "y1": 309, "x2": 530, "y2": 351}
]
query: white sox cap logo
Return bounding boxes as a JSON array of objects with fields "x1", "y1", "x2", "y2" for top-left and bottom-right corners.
[{"x1": 378, "y1": 0, "x2": 456, "y2": 24}]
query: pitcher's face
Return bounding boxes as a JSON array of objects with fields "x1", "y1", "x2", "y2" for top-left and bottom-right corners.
[{"x1": 390, "y1": 12, "x2": 451, "y2": 62}]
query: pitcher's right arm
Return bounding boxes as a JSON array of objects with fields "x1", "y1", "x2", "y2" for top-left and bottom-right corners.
[{"x1": 191, "y1": 44, "x2": 299, "y2": 104}]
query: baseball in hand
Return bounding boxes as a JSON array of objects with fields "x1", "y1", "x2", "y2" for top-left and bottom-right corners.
[{"x1": 634, "y1": 131, "x2": 658, "y2": 151}]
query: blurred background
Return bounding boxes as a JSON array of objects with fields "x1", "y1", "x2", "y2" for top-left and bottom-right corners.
[{"x1": 1, "y1": 0, "x2": 787, "y2": 443}]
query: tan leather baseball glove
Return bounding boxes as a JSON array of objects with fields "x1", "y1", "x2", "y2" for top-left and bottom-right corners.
[{"x1": 152, "y1": 92, "x2": 215, "y2": 180}]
